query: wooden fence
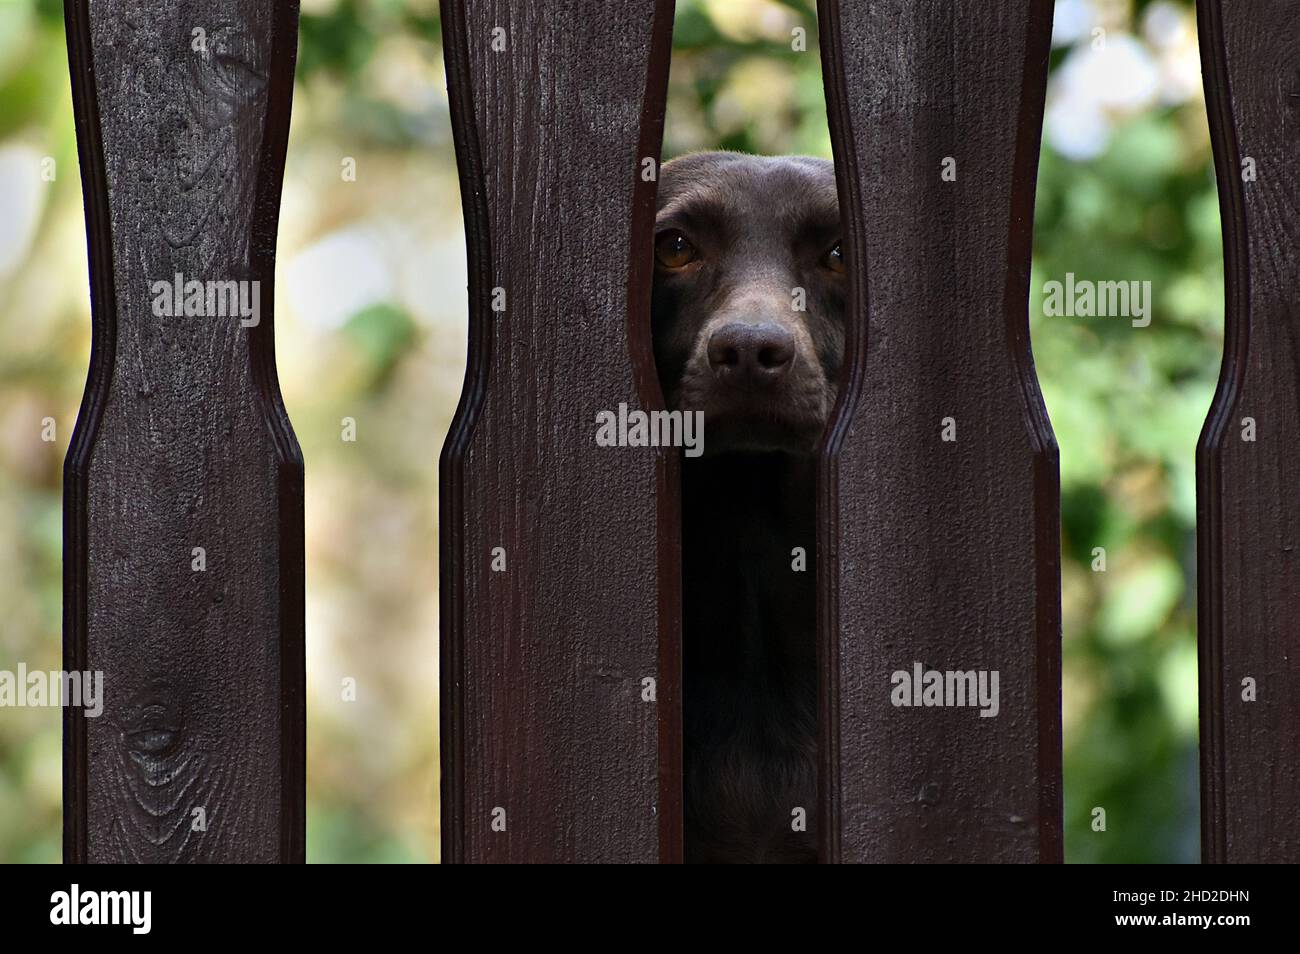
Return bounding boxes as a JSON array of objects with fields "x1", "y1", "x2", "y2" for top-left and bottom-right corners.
[
  {"x1": 438, "y1": 0, "x2": 1061, "y2": 865},
  {"x1": 60, "y1": 0, "x2": 1299, "y2": 863}
]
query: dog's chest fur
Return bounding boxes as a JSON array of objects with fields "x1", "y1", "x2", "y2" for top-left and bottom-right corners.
[{"x1": 681, "y1": 453, "x2": 819, "y2": 863}]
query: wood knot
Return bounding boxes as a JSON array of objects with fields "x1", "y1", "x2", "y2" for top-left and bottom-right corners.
[
  {"x1": 118, "y1": 683, "x2": 185, "y2": 759},
  {"x1": 186, "y1": 20, "x2": 269, "y2": 127}
]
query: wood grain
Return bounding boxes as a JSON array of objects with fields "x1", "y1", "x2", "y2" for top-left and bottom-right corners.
[
  {"x1": 1197, "y1": 0, "x2": 1300, "y2": 864},
  {"x1": 63, "y1": 0, "x2": 304, "y2": 863},
  {"x1": 817, "y1": 0, "x2": 1062, "y2": 862},
  {"x1": 439, "y1": 0, "x2": 680, "y2": 863}
]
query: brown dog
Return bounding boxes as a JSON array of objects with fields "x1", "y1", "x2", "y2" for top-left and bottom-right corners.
[{"x1": 652, "y1": 152, "x2": 845, "y2": 862}]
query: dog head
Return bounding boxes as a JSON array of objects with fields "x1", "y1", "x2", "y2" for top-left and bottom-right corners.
[{"x1": 651, "y1": 152, "x2": 845, "y2": 456}]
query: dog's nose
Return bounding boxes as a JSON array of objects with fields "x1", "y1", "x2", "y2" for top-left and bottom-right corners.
[{"x1": 707, "y1": 322, "x2": 796, "y2": 388}]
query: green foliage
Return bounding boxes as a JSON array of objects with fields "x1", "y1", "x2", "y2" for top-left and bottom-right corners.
[
  {"x1": 344, "y1": 303, "x2": 420, "y2": 393},
  {"x1": 1031, "y1": 7, "x2": 1213, "y2": 862},
  {"x1": 666, "y1": 0, "x2": 829, "y2": 158},
  {"x1": 299, "y1": 0, "x2": 440, "y2": 80}
]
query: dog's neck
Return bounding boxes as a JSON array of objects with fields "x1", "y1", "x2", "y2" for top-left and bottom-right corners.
[{"x1": 680, "y1": 451, "x2": 817, "y2": 677}]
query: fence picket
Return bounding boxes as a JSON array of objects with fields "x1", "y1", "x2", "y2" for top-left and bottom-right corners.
[
  {"x1": 816, "y1": 0, "x2": 1063, "y2": 862},
  {"x1": 1196, "y1": 0, "x2": 1300, "y2": 864},
  {"x1": 439, "y1": 0, "x2": 680, "y2": 863},
  {"x1": 63, "y1": 0, "x2": 304, "y2": 862}
]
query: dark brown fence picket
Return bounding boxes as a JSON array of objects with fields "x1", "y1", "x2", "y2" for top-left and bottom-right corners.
[
  {"x1": 63, "y1": 0, "x2": 304, "y2": 862},
  {"x1": 439, "y1": 0, "x2": 680, "y2": 863},
  {"x1": 1197, "y1": 0, "x2": 1300, "y2": 864},
  {"x1": 816, "y1": 0, "x2": 1062, "y2": 862}
]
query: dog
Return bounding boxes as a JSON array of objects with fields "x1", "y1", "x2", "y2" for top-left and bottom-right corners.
[{"x1": 651, "y1": 152, "x2": 846, "y2": 863}]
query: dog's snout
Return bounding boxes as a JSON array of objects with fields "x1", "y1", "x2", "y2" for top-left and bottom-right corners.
[{"x1": 707, "y1": 322, "x2": 796, "y2": 388}]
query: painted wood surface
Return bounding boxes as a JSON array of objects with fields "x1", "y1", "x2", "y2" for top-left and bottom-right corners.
[
  {"x1": 817, "y1": 0, "x2": 1062, "y2": 863},
  {"x1": 1197, "y1": 0, "x2": 1300, "y2": 864},
  {"x1": 63, "y1": 0, "x2": 304, "y2": 863},
  {"x1": 439, "y1": 0, "x2": 680, "y2": 863}
]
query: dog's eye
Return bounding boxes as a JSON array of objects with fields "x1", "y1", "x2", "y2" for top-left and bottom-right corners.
[
  {"x1": 824, "y1": 242, "x2": 845, "y2": 274},
  {"x1": 655, "y1": 230, "x2": 697, "y2": 269}
]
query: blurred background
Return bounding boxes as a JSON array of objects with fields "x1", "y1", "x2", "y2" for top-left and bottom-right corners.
[{"x1": 0, "y1": 0, "x2": 1214, "y2": 863}]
